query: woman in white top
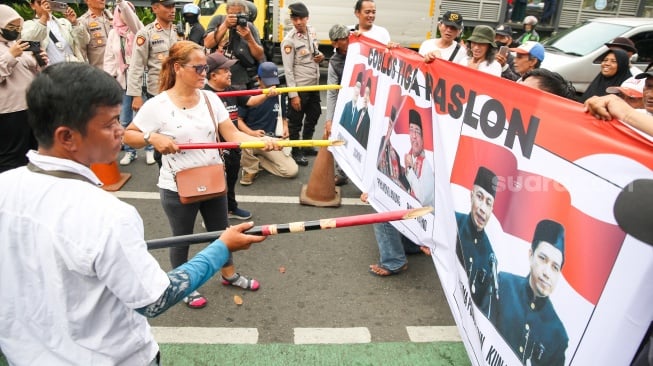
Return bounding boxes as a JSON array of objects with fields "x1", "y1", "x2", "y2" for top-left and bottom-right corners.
[
  {"x1": 124, "y1": 41, "x2": 277, "y2": 309},
  {"x1": 458, "y1": 25, "x2": 501, "y2": 77}
]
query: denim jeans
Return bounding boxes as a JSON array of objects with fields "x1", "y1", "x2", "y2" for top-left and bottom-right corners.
[{"x1": 120, "y1": 92, "x2": 136, "y2": 154}]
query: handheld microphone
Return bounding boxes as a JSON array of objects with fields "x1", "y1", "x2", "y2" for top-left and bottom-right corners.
[{"x1": 490, "y1": 253, "x2": 499, "y2": 300}]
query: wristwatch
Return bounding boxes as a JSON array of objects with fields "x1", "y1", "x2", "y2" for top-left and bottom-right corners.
[{"x1": 143, "y1": 131, "x2": 152, "y2": 145}]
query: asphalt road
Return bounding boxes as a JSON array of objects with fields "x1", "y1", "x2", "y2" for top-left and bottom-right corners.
[{"x1": 113, "y1": 86, "x2": 457, "y2": 345}]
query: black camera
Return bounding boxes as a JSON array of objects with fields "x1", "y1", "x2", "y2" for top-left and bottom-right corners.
[
  {"x1": 236, "y1": 13, "x2": 248, "y2": 27},
  {"x1": 24, "y1": 41, "x2": 47, "y2": 67}
]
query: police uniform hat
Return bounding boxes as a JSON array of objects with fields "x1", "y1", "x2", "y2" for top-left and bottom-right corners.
[
  {"x1": 329, "y1": 24, "x2": 349, "y2": 41},
  {"x1": 288, "y1": 2, "x2": 309, "y2": 18},
  {"x1": 441, "y1": 11, "x2": 463, "y2": 30},
  {"x1": 151, "y1": 0, "x2": 175, "y2": 6},
  {"x1": 207, "y1": 53, "x2": 238, "y2": 74},
  {"x1": 408, "y1": 109, "x2": 422, "y2": 131},
  {"x1": 532, "y1": 219, "x2": 565, "y2": 261},
  {"x1": 473, "y1": 166, "x2": 498, "y2": 198}
]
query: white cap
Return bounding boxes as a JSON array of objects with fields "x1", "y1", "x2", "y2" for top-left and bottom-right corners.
[{"x1": 606, "y1": 76, "x2": 644, "y2": 98}]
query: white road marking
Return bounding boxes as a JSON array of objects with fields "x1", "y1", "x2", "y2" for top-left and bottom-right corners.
[
  {"x1": 112, "y1": 191, "x2": 367, "y2": 206},
  {"x1": 294, "y1": 327, "x2": 371, "y2": 344},
  {"x1": 406, "y1": 326, "x2": 461, "y2": 342},
  {"x1": 151, "y1": 327, "x2": 258, "y2": 344}
]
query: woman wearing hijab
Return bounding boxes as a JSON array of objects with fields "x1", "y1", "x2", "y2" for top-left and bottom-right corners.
[
  {"x1": 104, "y1": 0, "x2": 143, "y2": 166},
  {"x1": 580, "y1": 49, "x2": 632, "y2": 103},
  {"x1": 0, "y1": 4, "x2": 47, "y2": 173}
]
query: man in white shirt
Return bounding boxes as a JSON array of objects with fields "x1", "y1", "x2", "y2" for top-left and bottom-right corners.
[
  {"x1": 0, "y1": 62, "x2": 265, "y2": 366},
  {"x1": 353, "y1": 0, "x2": 391, "y2": 45},
  {"x1": 419, "y1": 10, "x2": 466, "y2": 64}
]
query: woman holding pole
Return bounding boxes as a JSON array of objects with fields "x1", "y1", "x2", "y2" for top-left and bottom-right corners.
[{"x1": 124, "y1": 41, "x2": 278, "y2": 309}]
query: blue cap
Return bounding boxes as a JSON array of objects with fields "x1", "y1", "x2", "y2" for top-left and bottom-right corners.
[
  {"x1": 510, "y1": 41, "x2": 545, "y2": 62},
  {"x1": 258, "y1": 62, "x2": 280, "y2": 86}
]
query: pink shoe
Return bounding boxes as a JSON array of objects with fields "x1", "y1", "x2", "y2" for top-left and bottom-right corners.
[
  {"x1": 183, "y1": 291, "x2": 207, "y2": 309},
  {"x1": 221, "y1": 273, "x2": 260, "y2": 291}
]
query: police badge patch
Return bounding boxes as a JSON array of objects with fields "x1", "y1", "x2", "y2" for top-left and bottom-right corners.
[
  {"x1": 136, "y1": 36, "x2": 146, "y2": 46},
  {"x1": 284, "y1": 45, "x2": 292, "y2": 54}
]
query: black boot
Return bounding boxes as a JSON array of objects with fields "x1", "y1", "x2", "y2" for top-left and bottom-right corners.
[
  {"x1": 292, "y1": 149, "x2": 308, "y2": 166},
  {"x1": 302, "y1": 147, "x2": 318, "y2": 156}
]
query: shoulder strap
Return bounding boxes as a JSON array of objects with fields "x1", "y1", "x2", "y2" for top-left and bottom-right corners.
[
  {"x1": 448, "y1": 43, "x2": 461, "y2": 62},
  {"x1": 203, "y1": 92, "x2": 225, "y2": 159},
  {"x1": 27, "y1": 162, "x2": 95, "y2": 185}
]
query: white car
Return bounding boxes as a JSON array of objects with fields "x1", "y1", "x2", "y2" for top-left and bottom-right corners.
[{"x1": 541, "y1": 18, "x2": 653, "y2": 93}]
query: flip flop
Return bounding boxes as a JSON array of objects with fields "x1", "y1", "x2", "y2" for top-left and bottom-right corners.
[{"x1": 368, "y1": 263, "x2": 408, "y2": 277}]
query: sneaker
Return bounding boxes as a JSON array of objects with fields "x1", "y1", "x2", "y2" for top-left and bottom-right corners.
[
  {"x1": 292, "y1": 151, "x2": 309, "y2": 166},
  {"x1": 145, "y1": 150, "x2": 156, "y2": 165},
  {"x1": 119, "y1": 151, "x2": 136, "y2": 166},
  {"x1": 240, "y1": 170, "x2": 257, "y2": 186},
  {"x1": 183, "y1": 290, "x2": 207, "y2": 309},
  {"x1": 221, "y1": 273, "x2": 260, "y2": 291},
  {"x1": 228, "y1": 207, "x2": 252, "y2": 220}
]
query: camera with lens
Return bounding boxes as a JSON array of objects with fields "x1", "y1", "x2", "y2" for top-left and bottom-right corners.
[{"x1": 236, "y1": 13, "x2": 248, "y2": 27}]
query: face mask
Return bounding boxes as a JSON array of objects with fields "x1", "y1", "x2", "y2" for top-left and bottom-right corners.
[
  {"x1": 495, "y1": 41, "x2": 507, "y2": 48},
  {"x1": 184, "y1": 15, "x2": 197, "y2": 24},
  {"x1": 1, "y1": 28, "x2": 20, "y2": 41}
]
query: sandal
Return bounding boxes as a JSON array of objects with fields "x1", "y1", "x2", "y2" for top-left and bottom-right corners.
[
  {"x1": 419, "y1": 246, "x2": 431, "y2": 256},
  {"x1": 221, "y1": 273, "x2": 260, "y2": 291},
  {"x1": 368, "y1": 263, "x2": 408, "y2": 277},
  {"x1": 183, "y1": 291, "x2": 207, "y2": 309}
]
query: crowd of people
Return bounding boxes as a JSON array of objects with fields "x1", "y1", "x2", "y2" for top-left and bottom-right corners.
[{"x1": 0, "y1": 0, "x2": 652, "y2": 364}]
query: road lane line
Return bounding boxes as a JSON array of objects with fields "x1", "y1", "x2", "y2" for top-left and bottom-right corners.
[
  {"x1": 151, "y1": 327, "x2": 258, "y2": 344},
  {"x1": 406, "y1": 326, "x2": 461, "y2": 342},
  {"x1": 112, "y1": 191, "x2": 367, "y2": 206},
  {"x1": 294, "y1": 327, "x2": 371, "y2": 344}
]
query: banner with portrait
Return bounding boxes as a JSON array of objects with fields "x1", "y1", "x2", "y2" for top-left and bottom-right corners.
[{"x1": 331, "y1": 36, "x2": 653, "y2": 366}]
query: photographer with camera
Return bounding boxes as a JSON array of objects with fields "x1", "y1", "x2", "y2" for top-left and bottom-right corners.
[
  {"x1": 22, "y1": 0, "x2": 89, "y2": 64},
  {"x1": 0, "y1": 5, "x2": 46, "y2": 173},
  {"x1": 203, "y1": 0, "x2": 264, "y2": 90}
]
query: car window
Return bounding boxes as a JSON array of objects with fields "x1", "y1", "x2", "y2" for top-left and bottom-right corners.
[{"x1": 543, "y1": 21, "x2": 631, "y2": 56}]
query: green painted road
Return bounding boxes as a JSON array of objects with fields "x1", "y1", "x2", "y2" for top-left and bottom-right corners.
[{"x1": 2, "y1": 342, "x2": 470, "y2": 365}]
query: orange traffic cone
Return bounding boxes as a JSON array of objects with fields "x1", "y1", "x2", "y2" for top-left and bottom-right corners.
[
  {"x1": 90, "y1": 161, "x2": 131, "y2": 192},
  {"x1": 299, "y1": 132, "x2": 341, "y2": 207}
]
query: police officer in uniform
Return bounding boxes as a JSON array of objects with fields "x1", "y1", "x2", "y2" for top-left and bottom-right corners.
[
  {"x1": 485, "y1": 219, "x2": 569, "y2": 366},
  {"x1": 456, "y1": 166, "x2": 499, "y2": 306},
  {"x1": 203, "y1": 0, "x2": 265, "y2": 90},
  {"x1": 126, "y1": 0, "x2": 178, "y2": 165},
  {"x1": 78, "y1": 0, "x2": 114, "y2": 68},
  {"x1": 280, "y1": 2, "x2": 324, "y2": 166}
]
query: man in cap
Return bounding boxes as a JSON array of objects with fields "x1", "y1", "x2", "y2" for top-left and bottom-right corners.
[
  {"x1": 126, "y1": 0, "x2": 178, "y2": 164},
  {"x1": 404, "y1": 110, "x2": 434, "y2": 208},
  {"x1": 203, "y1": 53, "x2": 278, "y2": 219},
  {"x1": 636, "y1": 63, "x2": 653, "y2": 116},
  {"x1": 485, "y1": 219, "x2": 569, "y2": 366},
  {"x1": 456, "y1": 166, "x2": 499, "y2": 306},
  {"x1": 281, "y1": 2, "x2": 324, "y2": 166},
  {"x1": 606, "y1": 76, "x2": 645, "y2": 109},
  {"x1": 494, "y1": 24, "x2": 519, "y2": 81},
  {"x1": 237, "y1": 62, "x2": 298, "y2": 185},
  {"x1": 325, "y1": 23, "x2": 351, "y2": 185},
  {"x1": 203, "y1": 0, "x2": 265, "y2": 90},
  {"x1": 510, "y1": 41, "x2": 545, "y2": 82},
  {"x1": 419, "y1": 10, "x2": 466, "y2": 64}
]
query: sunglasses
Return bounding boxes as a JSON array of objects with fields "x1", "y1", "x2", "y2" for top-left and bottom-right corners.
[{"x1": 183, "y1": 64, "x2": 209, "y2": 75}]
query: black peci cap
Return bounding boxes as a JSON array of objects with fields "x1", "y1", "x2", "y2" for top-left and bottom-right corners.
[
  {"x1": 473, "y1": 166, "x2": 498, "y2": 198},
  {"x1": 532, "y1": 219, "x2": 565, "y2": 263}
]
